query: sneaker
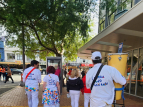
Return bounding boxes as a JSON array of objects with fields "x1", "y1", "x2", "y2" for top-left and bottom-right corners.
[{"x1": 12, "y1": 81, "x2": 14, "y2": 83}]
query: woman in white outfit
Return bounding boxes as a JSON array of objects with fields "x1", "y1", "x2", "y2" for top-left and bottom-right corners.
[
  {"x1": 67, "y1": 69, "x2": 83, "y2": 107},
  {"x1": 42, "y1": 66, "x2": 60, "y2": 107}
]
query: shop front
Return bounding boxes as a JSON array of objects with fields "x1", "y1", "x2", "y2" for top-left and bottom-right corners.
[
  {"x1": 124, "y1": 48, "x2": 143, "y2": 97},
  {"x1": 78, "y1": 1, "x2": 143, "y2": 98}
]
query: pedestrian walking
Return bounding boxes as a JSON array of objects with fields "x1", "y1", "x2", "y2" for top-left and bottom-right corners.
[
  {"x1": 0, "y1": 66, "x2": 2, "y2": 81},
  {"x1": 42, "y1": 66, "x2": 60, "y2": 107},
  {"x1": 2, "y1": 67, "x2": 6, "y2": 81},
  {"x1": 26, "y1": 64, "x2": 31, "y2": 68},
  {"x1": 81, "y1": 68, "x2": 91, "y2": 107},
  {"x1": 81, "y1": 69, "x2": 85, "y2": 78},
  {"x1": 86, "y1": 51, "x2": 126, "y2": 107},
  {"x1": 4, "y1": 67, "x2": 14, "y2": 83},
  {"x1": 23, "y1": 60, "x2": 41, "y2": 107},
  {"x1": 63, "y1": 68, "x2": 67, "y2": 86},
  {"x1": 67, "y1": 69, "x2": 83, "y2": 107}
]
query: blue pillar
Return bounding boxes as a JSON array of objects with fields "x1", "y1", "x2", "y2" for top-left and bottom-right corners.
[{"x1": 0, "y1": 41, "x2": 5, "y2": 62}]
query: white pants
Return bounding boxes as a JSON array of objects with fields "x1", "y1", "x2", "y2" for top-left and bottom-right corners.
[
  {"x1": 43, "y1": 104, "x2": 59, "y2": 107},
  {"x1": 90, "y1": 98, "x2": 112, "y2": 107},
  {"x1": 104, "y1": 105, "x2": 112, "y2": 107},
  {"x1": 69, "y1": 90, "x2": 80, "y2": 107},
  {"x1": 26, "y1": 91, "x2": 39, "y2": 107},
  {"x1": 84, "y1": 93, "x2": 91, "y2": 107}
]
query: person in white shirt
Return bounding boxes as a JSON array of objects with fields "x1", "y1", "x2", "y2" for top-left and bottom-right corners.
[
  {"x1": 42, "y1": 66, "x2": 60, "y2": 107},
  {"x1": 86, "y1": 51, "x2": 126, "y2": 107},
  {"x1": 23, "y1": 60, "x2": 41, "y2": 107}
]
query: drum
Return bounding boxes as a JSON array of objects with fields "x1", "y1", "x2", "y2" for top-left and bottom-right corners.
[{"x1": 108, "y1": 53, "x2": 128, "y2": 100}]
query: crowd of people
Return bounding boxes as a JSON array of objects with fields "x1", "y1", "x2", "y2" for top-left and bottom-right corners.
[
  {"x1": 0, "y1": 66, "x2": 14, "y2": 83},
  {"x1": 22, "y1": 51, "x2": 126, "y2": 107},
  {"x1": 65, "y1": 51, "x2": 126, "y2": 107}
]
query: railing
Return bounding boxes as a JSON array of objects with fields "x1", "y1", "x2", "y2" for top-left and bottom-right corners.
[{"x1": 99, "y1": 0, "x2": 142, "y2": 33}]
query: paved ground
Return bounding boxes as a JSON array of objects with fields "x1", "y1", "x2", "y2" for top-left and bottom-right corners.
[
  {"x1": 0, "y1": 75, "x2": 21, "y2": 95},
  {"x1": 0, "y1": 83, "x2": 143, "y2": 107},
  {"x1": 0, "y1": 74, "x2": 46, "y2": 95},
  {"x1": 0, "y1": 74, "x2": 143, "y2": 107}
]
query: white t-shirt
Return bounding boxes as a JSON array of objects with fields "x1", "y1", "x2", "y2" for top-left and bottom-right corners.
[
  {"x1": 23, "y1": 67, "x2": 41, "y2": 90},
  {"x1": 86, "y1": 63, "x2": 126, "y2": 107},
  {"x1": 43, "y1": 74, "x2": 59, "y2": 90}
]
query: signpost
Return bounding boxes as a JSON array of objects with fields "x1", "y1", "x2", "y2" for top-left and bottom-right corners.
[{"x1": 118, "y1": 42, "x2": 123, "y2": 53}]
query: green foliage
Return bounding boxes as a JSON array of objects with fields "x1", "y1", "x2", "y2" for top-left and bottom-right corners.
[{"x1": 0, "y1": 0, "x2": 97, "y2": 61}]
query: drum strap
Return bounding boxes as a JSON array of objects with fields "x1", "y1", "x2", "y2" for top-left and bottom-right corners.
[{"x1": 90, "y1": 64, "x2": 104, "y2": 90}]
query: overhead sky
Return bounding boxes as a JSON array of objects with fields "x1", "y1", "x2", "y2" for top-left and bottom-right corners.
[{"x1": 90, "y1": 0, "x2": 99, "y2": 37}]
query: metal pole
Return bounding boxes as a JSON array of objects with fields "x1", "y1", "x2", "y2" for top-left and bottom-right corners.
[{"x1": 135, "y1": 48, "x2": 139, "y2": 95}]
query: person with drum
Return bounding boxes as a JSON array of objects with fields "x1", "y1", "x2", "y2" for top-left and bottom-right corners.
[
  {"x1": 23, "y1": 60, "x2": 41, "y2": 107},
  {"x1": 86, "y1": 51, "x2": 126, "y2": 107}
]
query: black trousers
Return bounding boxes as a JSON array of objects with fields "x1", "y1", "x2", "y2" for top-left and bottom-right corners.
[
  {"x1": 2, "y1": 73, "x2": 6, "y2": 80},
  {"x1": 0, "y1": 72, "x2": 1, "y2": 78},
  {"x1": 5, "y1": 75, "x2": 14, "y2": 83}
]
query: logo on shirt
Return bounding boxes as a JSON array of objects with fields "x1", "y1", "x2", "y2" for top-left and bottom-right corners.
[
  {"x1": 92, "y1": 75, "x2": 108, "y2": 87},
  {"x1": 48, "y1": 79, "x2": 56, "y2": 85}
]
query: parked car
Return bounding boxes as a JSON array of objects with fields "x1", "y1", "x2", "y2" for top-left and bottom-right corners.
[{"x1": 11, "y1": 69, "x2": 22, "y2": 75}]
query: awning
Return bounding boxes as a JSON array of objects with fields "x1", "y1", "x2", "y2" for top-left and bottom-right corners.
[
  {"x1": 78, "y1": 1, "x2": 143, "y2": 59},
  {"x1": 0, "y1": 62, "x2": 30, "y2": 65},
  {"x1": 80, "y1": 64, "x2": 93, "y2": 67}
]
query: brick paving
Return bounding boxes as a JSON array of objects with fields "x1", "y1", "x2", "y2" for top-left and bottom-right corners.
[{"x1": 0, "y1": 84, "x2": 143, "y2": 107}]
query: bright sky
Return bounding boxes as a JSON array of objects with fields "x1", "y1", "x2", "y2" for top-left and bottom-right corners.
[{"x1": 90, "y1": 0, "x2": 99, "y2": 37}]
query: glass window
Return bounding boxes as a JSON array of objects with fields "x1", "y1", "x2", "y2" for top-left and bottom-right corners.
[
  {"x1": 130, "y1": 49, "x2": 138, "y2": 95},
  {"x1": 137, "y1": 48, "x2": 143, "y2": 97},
  {"x1": 17, "y1": 54, "x2": 23, "y2": 60},
  {"x1": 7, "y1": 53, "x2": 15, "y2": 60},
  {"x1": 124, "y1": 51, "x2": 132, "y2": 93},
  {"x1": 108, "y1": 12, "x2": 115, "y2": 25}
]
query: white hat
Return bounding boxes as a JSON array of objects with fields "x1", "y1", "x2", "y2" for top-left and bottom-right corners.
[{"x1": 91, "y1": 51, "x2": 102, "y2": 60}]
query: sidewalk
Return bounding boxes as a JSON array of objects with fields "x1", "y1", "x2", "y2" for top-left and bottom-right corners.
[{"x1": 0, "y1": 84, "x2": 143, "y2": 107}]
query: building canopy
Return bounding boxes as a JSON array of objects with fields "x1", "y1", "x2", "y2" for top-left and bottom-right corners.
[{"x1": 78, "y1": 1, "x2": 143, "y2": 60}]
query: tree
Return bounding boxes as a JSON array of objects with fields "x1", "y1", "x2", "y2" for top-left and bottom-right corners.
[{"x1": 0, "y1": 0, "x2": 97, "y2": 61}]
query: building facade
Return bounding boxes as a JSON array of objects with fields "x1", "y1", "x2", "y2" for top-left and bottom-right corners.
[
  {"x1": 99, "y1": 0, "x2": 142, "y2": 33},
  {"x1": 78, "y1": 0, "x2": 143, "y2": 98}
]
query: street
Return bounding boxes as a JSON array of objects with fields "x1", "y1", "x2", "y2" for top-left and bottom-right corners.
[{"x1": 0, "y1": 74, "x2": 45, "y2": 95}]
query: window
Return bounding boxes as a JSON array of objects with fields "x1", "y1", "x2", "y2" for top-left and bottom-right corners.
[
  {"x1": 17, "y1": 54, "x2": 22, "y2": 60},
  {"x1": 27, "y1": 57, "x2": 31, "y2": 61},
  {"x1": 7, "y1": 53, "x2": 15, "y2": 60}
]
